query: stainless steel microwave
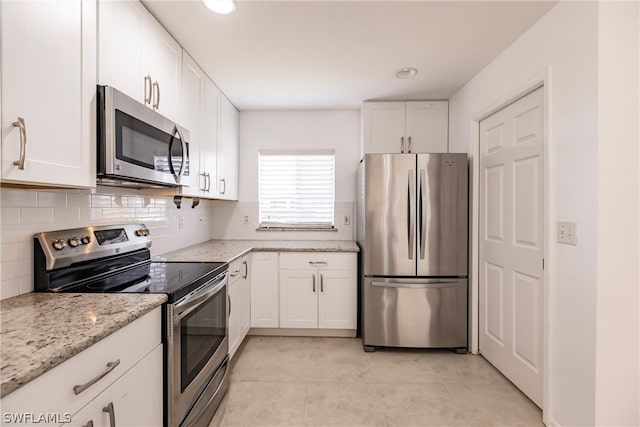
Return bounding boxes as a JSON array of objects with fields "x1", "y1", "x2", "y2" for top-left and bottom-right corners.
[{"x1": 97, "y1": 85, "x2": 190, "y2": 188}]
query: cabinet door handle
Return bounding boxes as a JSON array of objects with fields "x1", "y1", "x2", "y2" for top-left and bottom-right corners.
[
  {"x1": 12, "y1": 117, "x2": 27, "y2": 170},
  {"x1": 230, "y1": 270, "x2": 240, "y2": 277},
  {"x1": 400, "y1": 136, "x2": 405, "y2": 153},
  {"x1": 102, "y1": 402, "x2": 116, "y2": 427},
  {"x1": 220, "y1": 178, "x2": 226, "y2": 194},
  {"x1": 408, "y1": 136, "x2": 412, "y2": 153},
  {"x1": 206, "y1": 172, "x2": 211, "y2": 192},
  {"x1": 73, "y1": 359, "x2": 120, "y2": 395},
  {"x1": 320, "y1": 274, "x2": 324, "y2": 293},
  {"x1": 152, "y1": 81, "x2": 160, "y2": 109},
  {"x1": 83, "y1": 421, "x2": 94, "y2": 427},
  {"x1": 242, "y1": 260, "x2": 248, "y2": 279},
  {"x1": 308, "y1": 261, "x2": 328, "y2": 266},
  {"x1": 144, "y1": 75, "x2": 152, "y2": 104},
  {"x1": 200, "y1": 172, "x2": 207, "y2": 192},
  {"x1": 312, "y1": 274, "x2": 316, "y2": 292}
]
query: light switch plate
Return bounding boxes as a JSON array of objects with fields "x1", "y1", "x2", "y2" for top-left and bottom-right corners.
[{"x1": 557, "y1": 221, "x2": 577, "y2": 245}]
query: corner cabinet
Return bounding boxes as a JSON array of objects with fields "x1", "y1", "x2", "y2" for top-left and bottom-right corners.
[
  {"x1": 1, "y1": 0, "x2": 95, "y2": 188},
  {"x1": 228, "y1": 255, "x2": 251, "y2": 359},
  {"x1": 0, "y1": 308, "x2": 163, "y2": 427},
  {"x1": 98, "y1": 0, "x2": 181, "y2": 122},
  {"x1": 279, "y1": 253, "x2": 357, "y2": 330},
  {"x1": 362, "y1": 101, "x2": 448, "y2": 154}
]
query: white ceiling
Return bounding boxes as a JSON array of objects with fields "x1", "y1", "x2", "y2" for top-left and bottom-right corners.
[{"x1": 143, "y1": 1, "x2": 557, "y2": 110}]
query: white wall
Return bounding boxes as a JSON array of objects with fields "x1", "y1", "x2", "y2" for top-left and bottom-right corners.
[
  {"x1": 210, "y1": 110, "x2": 360, "y2": 240},
  {"x1": 450, "y1": 2, "x2": 640, "y2": 426},
  {"x1": 595, "y1": 2, "x2": 639, "y2": 425},
  {"x1": 0, "y1": 186, "x2": 215, "y2": 300},
  {"x1": 449, "y1": 2, "x2": 599, "y2": 425}
]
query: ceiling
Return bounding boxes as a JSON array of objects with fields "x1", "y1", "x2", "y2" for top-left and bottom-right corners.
[{"x1": 143, "y1": 1, "x2": 557, "y2": 110}]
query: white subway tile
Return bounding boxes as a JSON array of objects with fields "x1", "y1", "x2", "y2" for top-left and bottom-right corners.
[
  {"x1": 20, "y1": 208, "x2": 53, "y2": 225},
  {"x1": 1, "y1": 208, "x2": 20, "y2": 225},
  {"x1": 19, "y1": 242, "x2": 31, "y2": 260},
  {"x1": 53, "y1": 207, "x2": 81, "y2": 224},
  {"x1": 127, "y1": 196, "x2": 144, "y2": 208},
  {"x1": 19, "y1": 277, "x2": 33, "y2": 295},
  {"x1": 80, "y1": 208, "x2": 103, "y2": 222},
  {"x1": 67, "y1": 193, "x2": 91, "y2": 208},
  {"x1": 1, "y1": 189, "x2": 37, "y2": 208},
  {"x1": 1, "y1": 224, "x2": 39, "y2": 244},
  {"x1": 37, "y1": 192, "x2": 67, "y2": 207},
  {"x1": 1, "y1": 258, "x2": 30, "y2": 281},
  {"x1": 2, "y1": 243, "x2": 21, "y2": 262},
  {"x1": 91, "y1": 194, "x2": 112, "y2": 208},
  {"x1": 0, "y1": 278, "x2": 21, "y2": 300}
]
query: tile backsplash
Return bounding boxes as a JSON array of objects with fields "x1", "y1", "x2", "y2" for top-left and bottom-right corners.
[{"x1": 0, "y1": 186, "x2": 215, "y2": 300}]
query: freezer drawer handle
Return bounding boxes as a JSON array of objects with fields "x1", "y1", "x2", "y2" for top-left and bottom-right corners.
[{"x1": 372, "y1": 281, "x2": 462, "y2": 289}]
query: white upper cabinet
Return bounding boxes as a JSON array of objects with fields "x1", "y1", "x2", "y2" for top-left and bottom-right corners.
[
  {"x1": 98, "y1": 0, "x2": 181, "y2": 122},
  {"x1": 362, "y1": 101, "x2": 448, "y2": 154},
  {"x1": 200, "y1": 76, "x2": 221, "y2": 197},
  {"x1": 179, "y1": 52, "x2": 204, "y2": 196},
  {"x1": 1, "y1": 0, "x2": 96, "y2": 188},
  {"x1": 218, "y1": 95, "x2": 239, "y2": 200}
]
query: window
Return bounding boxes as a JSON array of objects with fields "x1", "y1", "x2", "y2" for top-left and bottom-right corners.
[{"x1": 259, "y1": 150, "x2": 335, "y2": 229}]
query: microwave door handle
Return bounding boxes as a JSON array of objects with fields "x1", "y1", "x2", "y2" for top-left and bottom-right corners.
[{"x1": 169, "y1": 125, "x2": 187, "y2": 184}]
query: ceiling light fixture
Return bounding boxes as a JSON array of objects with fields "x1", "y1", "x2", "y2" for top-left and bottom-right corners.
[
  {"x1": 395, "y1": 67, "x2": 418, "y2": 79},
  {"x1": 203, "y1": 0, "x2": 237, "y2": 15}
]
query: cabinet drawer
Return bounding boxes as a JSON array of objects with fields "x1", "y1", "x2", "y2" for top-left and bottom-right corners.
[
  {"x1": 279, "y1": 252, "x2": 355, "y2": 270},
  {"x1": 1, "y1": 307, "x2": 161, "y2": 421},
  {"x1": 229, "y1": 255, "x2": 249, "y2": 284}
]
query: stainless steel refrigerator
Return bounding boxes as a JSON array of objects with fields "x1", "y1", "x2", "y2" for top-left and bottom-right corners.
[{"x1": 356, "y1": 153, "x2": 468, "y2": 351}]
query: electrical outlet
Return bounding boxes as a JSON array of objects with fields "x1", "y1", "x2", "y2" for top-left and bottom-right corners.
[
  {"x1": 557, "y1": 221, "x2": 577, "y2": 245},
  {"x1": 343, "y1": 214, "x2": 351, "y2": 226},
  {"x1": 243, "y1": 215, "x2": 249, "y2": 224},
  {"x1": 179, "y1": 216, "x2": 185, "y2": 229}
]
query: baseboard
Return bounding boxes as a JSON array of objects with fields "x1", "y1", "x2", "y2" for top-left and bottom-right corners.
[{"x1": 248, "y1": 328, "x2": 357, "y2": 338}]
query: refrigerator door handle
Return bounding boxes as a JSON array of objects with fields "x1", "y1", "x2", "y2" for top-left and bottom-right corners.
[
  {"x1": 419, "y1": 169, "x2": 426, "y2": 259},
  {"x1": 408, "y1": 170, "x2": 415, "y2": 260},
  {"x1": 372, "y1": 279, "x2": 464, "y2": 289}
]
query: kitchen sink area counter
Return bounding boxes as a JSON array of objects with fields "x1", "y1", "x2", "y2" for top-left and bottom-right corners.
[
  {"x1": 156, "y1": 239, "x2": 359, "y2": 263},
  {"x1": 0, "y1": 292, "x2": 166, "y2": 398}
]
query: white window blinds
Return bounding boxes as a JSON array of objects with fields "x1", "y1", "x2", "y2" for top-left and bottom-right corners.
[{"x1": 259, "y1": 150, "x2": 335, "y2": 228}]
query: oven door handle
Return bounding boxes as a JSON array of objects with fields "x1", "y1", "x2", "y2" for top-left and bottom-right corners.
[{"x1": 174, "y1": 274, "x2": 227, "y2": 322}]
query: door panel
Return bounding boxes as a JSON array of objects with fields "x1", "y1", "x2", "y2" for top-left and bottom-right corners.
[
  {"x1": 318, "y1": 269, "x2": 356, "y2": 329},
  {"x1": 417, "y1": 153, "x2": 468, "y2": 276},
  {"x1": 405, "y1": 101, "x2": 448, "y2": 153},
  {"x1": 279, "y1": 269, "x2": 317, "y2": 328},
  {"x1": 362, "y1": 102, "x2": 406, "y2": 154},
  {"x1": 363, "y1": 154, "x2": 416, "y2": 276},
  {"x1": 363, "y1": 277, "x2": 467, "y2": 348},
  {"x1": 479, "y1": 87, "x2": 544, "y2": 408}
]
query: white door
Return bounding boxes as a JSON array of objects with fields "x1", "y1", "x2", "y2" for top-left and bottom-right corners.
[
  {"x1": 318, "y1": 269, "x2": 356, "y2": 329},
  {"x1": 228, "y1": 278, "x2": 241, "y2": 358},
  {"x1": 180, "y1": 52, "x2": 204, "y2": 196},
  {"x1": 479, "y1": 87, "x2": 544, "y2": 407},
  {"x1": 147, "y1": 18, "x2": 181, "y2": 121},
  {"x1": 250, "y1": 252, "x2": 279, "y2": 328},
  {"x1": 200, "y1": 76, "x2": 220, "y2": 196},
  {"x1": 279, "y1": 269, "x2": 318, "y2": 328},
  {"x1": 218, "y1": 95, "x2": 239, "y2": 200},
  {"x1": 405, "y1": 101, "x2": 448, "y2": 153}
]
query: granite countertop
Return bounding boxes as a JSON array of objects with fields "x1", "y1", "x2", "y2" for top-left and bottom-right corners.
[
  {"x1": 156, "y1": 239, "x2": 359, "y2": 263},
  {"x1": 0, "y1": 292, "x2": 167, "y2": 398}
]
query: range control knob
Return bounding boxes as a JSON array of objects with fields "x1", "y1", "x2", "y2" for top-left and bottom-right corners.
[
  {"x1": 81, "y1": 236, "x2": 92, "y2": 245},
  {"x1": 52, "y1": 239, "x2": 67, "y2": 250},
  {"x1": 68, "y1": 237, "x2": 81, "y2": 248}
]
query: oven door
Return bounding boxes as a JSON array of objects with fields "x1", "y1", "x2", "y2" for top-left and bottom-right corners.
[{"x1": 168, "y1": 272, "x2": 228, "y2": 427}]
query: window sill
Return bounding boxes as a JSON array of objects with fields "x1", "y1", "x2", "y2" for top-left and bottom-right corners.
[{"x1": 256, "y1": 226, "x2": 338, "y2": 232}]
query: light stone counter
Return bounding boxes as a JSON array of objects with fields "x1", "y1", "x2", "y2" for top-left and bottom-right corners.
[
  {"x1": 155, "y1": 239, "x2": 359, "y2": 263},
  {"x1": 0, "y1": 292, "x2": 167, "y2": 398}
]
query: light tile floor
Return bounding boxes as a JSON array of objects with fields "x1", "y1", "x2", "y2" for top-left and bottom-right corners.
[{"x1": 209, "y1": 336, "x2": 543, "y2": 427}]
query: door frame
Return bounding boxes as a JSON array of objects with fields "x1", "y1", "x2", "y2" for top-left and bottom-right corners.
[{"x1": 468, "y1": 68, "x2": 552, "y2": 424}]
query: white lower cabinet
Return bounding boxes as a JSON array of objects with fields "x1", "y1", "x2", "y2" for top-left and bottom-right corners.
[
  {"x1": 279, "y1": 253, "x2": 357, "y2": 330},
  {"x1": 68, "y1": 346, "x2": 163, "y2": 427},
  {"x1": 0, "y1": 308, "x2": 162, "y2": 427},
  {"x1": 228, "y1": 255, "x2": 250, "y2": 359},
  {"x1": 250, "y1": 252, "x2": 279, "y2": 328}
]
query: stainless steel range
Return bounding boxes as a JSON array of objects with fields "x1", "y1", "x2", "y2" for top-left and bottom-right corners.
[{"x1": 34, "y1": 224, "x2": 229, "y2": 427}]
